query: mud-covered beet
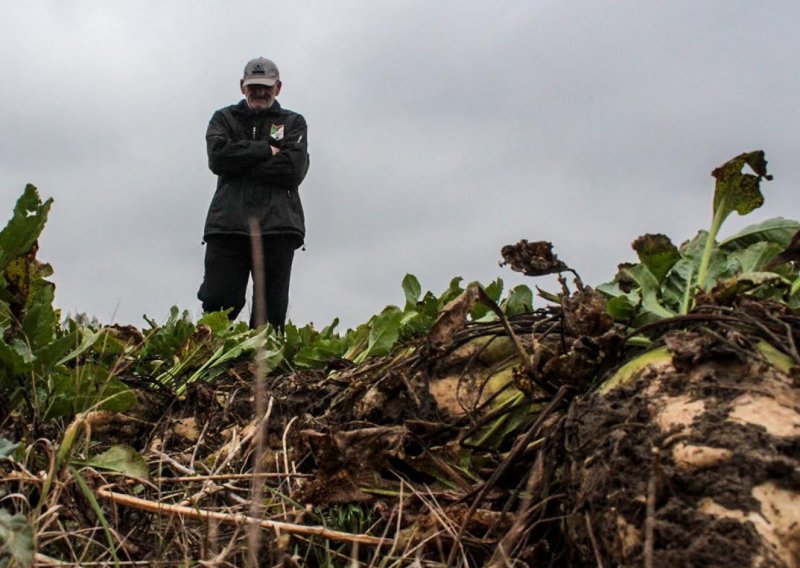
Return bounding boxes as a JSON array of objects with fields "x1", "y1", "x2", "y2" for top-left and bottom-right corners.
[{"x1": 561, "y1": 330, "x2": 800, "y2": 567}]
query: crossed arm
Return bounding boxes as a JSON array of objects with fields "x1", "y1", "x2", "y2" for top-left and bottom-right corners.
[{"x1": 206, "y1": 111, "x2": 309, "y2": 187}]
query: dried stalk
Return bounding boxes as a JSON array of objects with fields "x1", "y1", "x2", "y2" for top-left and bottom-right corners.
[
  {"x1": 96, "y1": 487, "x2": 392, "y2": 546},
  {"x1": 248, "y1": 217, "x2": 268, "y2": 568},
  {"x1": 644, "y1": 447, "x2": 660, "y2": 568},
  {"x1": 156, "y1": 472, "x2": 310, "y2": 483},
  {"x1": 446, "y1": 385, "x2": 570, "y2": 566}
]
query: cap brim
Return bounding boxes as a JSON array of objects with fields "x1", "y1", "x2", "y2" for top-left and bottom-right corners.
[{"x1": 242, "y1": 77, "x2": 278, "y2": 87}]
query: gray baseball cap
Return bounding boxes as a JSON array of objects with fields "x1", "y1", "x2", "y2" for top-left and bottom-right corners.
[{"x1": 242, "y1": 57, "x2": 280, "y2": 87}]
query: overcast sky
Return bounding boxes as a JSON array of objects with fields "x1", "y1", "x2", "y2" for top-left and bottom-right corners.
[{"x1": 1, "y1": 2, "x2": 798, "y2": 330}]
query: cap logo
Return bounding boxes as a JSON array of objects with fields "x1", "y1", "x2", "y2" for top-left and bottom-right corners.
[{"x1": 251, "y1": 63, "x2": 265, "y2": 75}]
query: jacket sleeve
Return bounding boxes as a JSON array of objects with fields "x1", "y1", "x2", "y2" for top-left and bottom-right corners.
[
  {"x1": 250, "y1": 114, "x2": 310, "y2": 187},
  {"x1": 206, "y1": 110, "x2": 272, "y2": 176}
]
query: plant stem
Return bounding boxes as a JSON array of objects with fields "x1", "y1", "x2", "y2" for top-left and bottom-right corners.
[{"x1": 696, "y1": 201, "x2": 727, "y2": 293}]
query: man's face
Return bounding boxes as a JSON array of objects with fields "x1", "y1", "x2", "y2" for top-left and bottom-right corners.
[{"x1": 241, "y1": 81, "x2": 282, "y2": 110}]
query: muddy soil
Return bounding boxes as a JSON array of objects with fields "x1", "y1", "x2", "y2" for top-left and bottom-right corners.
[{"x1": 562, "y1": 330, "x2": 800, "y2": 567}]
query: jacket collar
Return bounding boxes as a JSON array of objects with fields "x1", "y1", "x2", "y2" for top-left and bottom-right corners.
[{"x1": 233, "y1": 99, "x2": 283, "y2": 115}]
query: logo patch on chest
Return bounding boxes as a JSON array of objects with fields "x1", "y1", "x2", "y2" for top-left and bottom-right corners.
[{"x1": 270, "y1": 124, "x2": 285, "y2": 141}]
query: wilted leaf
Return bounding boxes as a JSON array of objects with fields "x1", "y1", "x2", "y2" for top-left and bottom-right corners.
[
  {"x1": 613, "y1": 262, "x2": 638, "y2": 293},
  {"x1": 632, "y1": 234, "x2": 680, "y2": 283},
  {"x1": 173, "y1": 418, "x2": 200, "y2": 443},
  {"x1": 697, "y1": 151, "x2": 773, "y2": 291},
  {"x1": 562, "y1": 287, "x2": 614, "y2": 336},
  {"x1": 86, "y1": 444, "x2": 150, "y2": 479},
  {"x1": 708, "y1": 272, "x2": 787, "y2": 305},
  {"x1": 428, "y1": 284, "x2": 480, "y2": 350},
  {"x1": 711, "y1": 150, "x2": 771, "y2": 222},
  {"x1": 500, "y1": 240, "x2": 569, "y2": 277},
  {"x1": 300, "y1": 426, "x2": 407, "y2": 473}
]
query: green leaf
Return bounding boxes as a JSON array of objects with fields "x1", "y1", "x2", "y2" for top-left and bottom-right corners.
[
  {"x1": 198, "y1": 310, "x2": 233, "y2": 335},
  {"x1": 49, "y1": 328, "x2": 99, "y2": 367},
  {"x1": 215, "y1": 328, "x2": 274, "y2": 367},
  {"x1": 632, "y1": 234, "x2": 680, "y2": 283},
  {"x1": 620, "y1": 265, "x2": 675, "y2": 324},
  {"x1": 725, "y1": 241, "x2": 784, "y2": 273},
  {"x1": 401, "y1": 274, "x2": 422, "y2": 309},
  {"x1": 720, "y1": 217, "x2": 800, "y2": 251},
  {"x1": 177, "y1": 327, "x2": 284, "y2": 395},
  {"x1": 792, "y1": 276, "x2": 800, "y2": 297},
  {"x1": 438, "y1": 277, "x2": 465, "y2": 305},
  {"x1": 622, "y1": 263, "x2": 660, "y2": 292},
  {"x1": 19, "y1": 274, "x2": 57, "y2": 351},
  {"x1": 606, "y1": 295, "x2": 636, "y2": 321},
  {"x1": 139, "y1": 306, "x2": 197, "y2": 361},
  {"x1": 320, "y1": 318, "x2": 339, "y2": 339},
  {"x1": 343, "y1": 324, "x2": 370, "y2": 361},
  {"x1": 502, "y1": 285, "x2": 533, "y2": 316},
  {"x1": 0, "y1": 184, "x2": 53, "y2": 272},
  {"x1": 354, "y1": 307, "x2": 403, "y2": 363},
  {"x1": 660, "y1": 230, "x2": 730, "y2": 313},
  {"x1": 85, "y1": 445, "x2": 150, "y2": 479},
  {"x1": 0, "y1": 338, "x2": 31, "y2": 383},
  {"x1": 44, "y1": 365, "x2": 137, "y2": 419},
  {"x1": 662, "y1": 257, "x2": 696, "y2": 314},
  {"x1": 471, "y1": 278, "x2": 503, "y2": 320},
  {"x1": 418, "y1": 291, "x2": 442, "y2": 319},
  {"x1": 0, "y1": 509, "x2": 34, "y2": 567},
  {"x1": 294, "y1": 338, "x2": 346, "y2": 368},
  {"x1": 399, "y1": 310, "x2": 435, "y2": 337},
  {"x1": 90, "y1": 330, "x2": 130, "y2": 358},
  {"x1": 0, "y1": 436, "x2": 19, "y2": 459},
  {"x1": 536, "y1": 287, "x2": 562, "y2": 304}
]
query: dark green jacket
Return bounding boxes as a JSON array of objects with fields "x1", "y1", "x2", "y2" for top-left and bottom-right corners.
[{"x1": 203, "y1": 100, "x2": 309, "y2": 247}]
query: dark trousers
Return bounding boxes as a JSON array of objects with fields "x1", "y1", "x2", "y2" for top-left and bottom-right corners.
[{"x1": 197, "y1": 234, "x2": 295, "y2": 330}]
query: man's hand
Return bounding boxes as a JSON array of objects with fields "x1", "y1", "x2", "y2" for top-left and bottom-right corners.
[{"x1": 271, "y1": 146, "x2": 280, "y2": 155}]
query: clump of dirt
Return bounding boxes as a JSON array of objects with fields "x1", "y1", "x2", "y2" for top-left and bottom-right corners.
[{"x1": 561, "y1": 329, "x2": 800, "y2": 567}]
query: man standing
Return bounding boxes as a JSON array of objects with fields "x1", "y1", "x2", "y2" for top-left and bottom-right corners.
[{"x1": 198, "y1": 57, "x2": 309, "y2": 331}]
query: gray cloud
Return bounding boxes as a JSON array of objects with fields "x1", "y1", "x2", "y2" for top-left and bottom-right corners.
[{"x1": 1, "y1": 1, "x2": 798, "y2": 330}]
